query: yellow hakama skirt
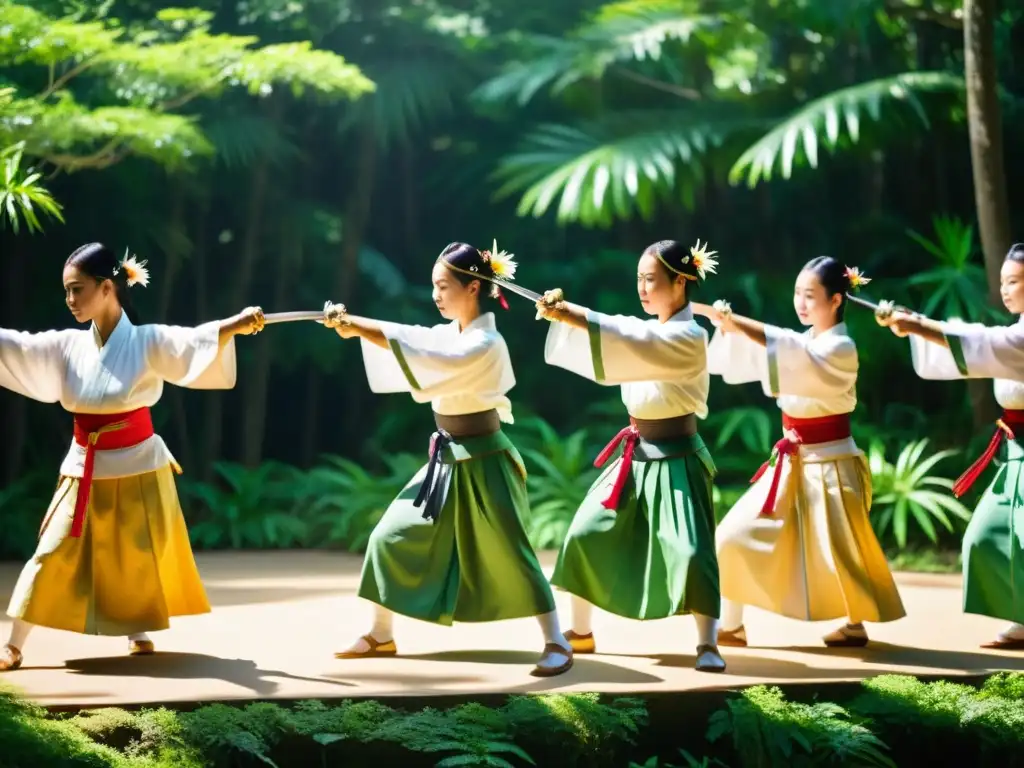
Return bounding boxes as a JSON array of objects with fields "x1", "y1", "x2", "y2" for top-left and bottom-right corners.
[
  {"x1": 6, "y1": 464, "x2": 210, "y2": 635},
  {"x1": 715, "y1": 439, "x2": 905, "y2": 623}
]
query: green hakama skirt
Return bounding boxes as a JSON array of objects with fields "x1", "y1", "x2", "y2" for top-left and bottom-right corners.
[
  {"x1": 962, "y1": 436, "x2": 1024, "y2": 624},
  {"x1": 358, "y1": 429, "x2": 556, "y2": 625},
  {"x1": 550, "y1": 433, "x2": 721, "y2": 620}
]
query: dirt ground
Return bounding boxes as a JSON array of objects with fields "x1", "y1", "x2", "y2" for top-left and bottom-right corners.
[{"x1": 1, "y1": 551, "x2": 1022, "y2": 708}]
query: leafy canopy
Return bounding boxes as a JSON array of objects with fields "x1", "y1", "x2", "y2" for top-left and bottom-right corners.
[{"x1": 0, "y1": 5, "x2": 375, "y2": 173}]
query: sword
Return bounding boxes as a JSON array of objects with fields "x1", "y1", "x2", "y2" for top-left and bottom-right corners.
[
  {"x1": 262, "y1": 310, "x2": 327, "y2": 325},
  {"x1": 845, "y1": 293, "x2": 916, "y2": 317}
]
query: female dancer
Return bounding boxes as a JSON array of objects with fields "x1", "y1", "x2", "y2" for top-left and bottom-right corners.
[
  {"x1": 535, "y1": 239, "x2": 726, "y2": 673},
  {"x1": 0, "y1": 242, "x2": 264, "y2": 672},
  {"x1": 696, "y1": 256, "x2": 905, "y2": 649},
  {"x1": 877, "y1": 243, "x2": 1024, "y2": 649},
  {"x1": 322, "y1": 241, "x2": 573, "y2": 677}
]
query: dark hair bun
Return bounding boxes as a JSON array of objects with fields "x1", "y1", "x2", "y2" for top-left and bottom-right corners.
[{"x1": 643, "y1": 239, "x2": 718, "y2": 282}]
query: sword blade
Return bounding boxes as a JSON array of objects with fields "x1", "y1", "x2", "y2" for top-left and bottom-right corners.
[
  {"x1": 844, "y1": 293, "x2": 881, "y2": 312},
  {"x1": 492, "y1": 279, "x2": 543, "y2": 303},
  {"x1": 263, "y1": 310, "x2": 326, "y2": 324}
]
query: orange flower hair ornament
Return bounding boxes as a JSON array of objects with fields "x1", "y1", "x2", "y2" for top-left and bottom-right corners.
[{"x1": 844, "y1": 266, "x2": 870, "y2": 292}]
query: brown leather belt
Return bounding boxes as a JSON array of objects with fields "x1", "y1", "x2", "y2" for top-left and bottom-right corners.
[
  {"x1": 434, "y1": 410, "x2": 501, "y2": 438},
  {"x1": 631, "y1": 413, "x2": 697, "y2": 440}
]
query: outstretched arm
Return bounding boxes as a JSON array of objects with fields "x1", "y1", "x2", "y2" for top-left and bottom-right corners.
[
  {"x1": 322, "y1": 303, "x2": 389, "y2": 349},
  {"x1": 692, "y1": 301, "x2": 766, "y2": 346},
  {"x1": 534, "y1": 289, "x2": 590, "y2": 330},
  {"x1": 876, "y1": 309, "x2": 948, "y2": 346},
  {"x1": 217, "y1": 306, "x2": 266, "y2": 347}
]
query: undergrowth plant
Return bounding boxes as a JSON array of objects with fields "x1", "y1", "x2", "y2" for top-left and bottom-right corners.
[{"x1": 4, "y1": 674, "x2": 1024, "y2": 767}]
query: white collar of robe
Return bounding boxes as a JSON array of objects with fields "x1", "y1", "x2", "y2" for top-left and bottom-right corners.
[
  {"x1": 668, "y1": 305, "x2": 694, "y2": 322},
  {"x1": 808, "y1": 321, "x2": 847, "y2": 340},
  {"x1": 90, "y1": 309, "x2": 132, "y2": 349},
  {"x1": 455, "y1": 312, "x2": 495, "y2": 333}
]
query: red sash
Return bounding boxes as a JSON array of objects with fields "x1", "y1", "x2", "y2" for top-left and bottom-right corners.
[
  {"x1": 952, "y1": 409, "x2": 1024, "y2": 498},
  {"x1": 70, "y1": 408, "x2": 155, "y2": 538},
  {"x1": 750, "y1": 413, "x2": 852, "y2": 517},
  {"x1": 593, "y1": 419, "x2": 648, "y2": 511}
]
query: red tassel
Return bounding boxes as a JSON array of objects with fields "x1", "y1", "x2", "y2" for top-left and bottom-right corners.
[
  {"x1": 497, "y1": 288, "x2": 509, "y2": 310},
  {"x1": 952, "y1": 422, "x2": 1013, "y2": 498},
  {"x1": 751, "y1": 437, "x2": 798, "y2": 517},
  {"x1": 594, "y1": 425, "x2": 639, "y2": 511}
]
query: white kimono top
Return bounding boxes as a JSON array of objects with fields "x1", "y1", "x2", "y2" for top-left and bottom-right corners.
[
  {"x1": 359, "y1": 312, "x2": 516, "y2": 423},
  {"x1": 706, "y1": 322, "x2": 859, "y2": 458},
  {"x1": 0, "y1": 311, "x2": 236, "y2": 479},
  {"x1": 909, "y1": 315, "x2": 1024, "y2": 409},
  {"x1": 707, "y1": 322, "x2": 858, "y2": 418},
  {"x1": 543, "y1": 305, "x2": 709, "y2": 420}
]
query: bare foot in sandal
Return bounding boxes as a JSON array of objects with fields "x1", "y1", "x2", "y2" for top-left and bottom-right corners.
[
  {"x1": 823, "y1": 622, "x2": 868, "y2": 648},
  {"x1": 335, "y1": 633, "x2": 398, "y2": 659}
]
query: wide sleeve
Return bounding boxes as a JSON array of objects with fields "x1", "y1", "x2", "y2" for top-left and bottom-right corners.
[
  {"x1": 707, "y1": 328, "x2": 770, "y2": 391},
  {"x1": 762, "y1": 325, "x2": 858, "y2": 399},
  {"x1": 0, "y1": 328, "x2": 69, "y2": 402},
  {"x1": 145, "y1": 321, "x2": 237, "y2": 389},
  {"x1": 930, "y1": 320, "x2": 1024, "y2": 381},
  {"x1": 360, "y1": 321, "x2": 502, "y2": 401},
  {"x1": 543, "y1": 310, "x2": 706, "y2": 385}
]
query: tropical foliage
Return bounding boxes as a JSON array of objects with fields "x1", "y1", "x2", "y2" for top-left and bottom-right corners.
[
  {"x1": 4, "y1": 672, "x2": 1024, "y2": 766},
  {"x1": 2, "y1": 0, "x2": 1023, "y2": 563}
]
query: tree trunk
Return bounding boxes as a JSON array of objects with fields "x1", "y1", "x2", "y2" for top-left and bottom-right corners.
[
  {"x1": 157, "y1": 180, "x2": 194, "y2": 469},
  {"x1": 192, "y1": 199, "x2": 224, "y2": 480},
  {"x1": 3, "y1": 242, "x2": 26, "y2": 483},
  {"x1": 964, "y1": 0, "x2": 1012, "y2": 303},
  {"x1": 963, "y1": 0, "x2": 1008, "y2": 428},
  {"x1": 241, "y1": 222, "x2": 301, "y2": 466}
]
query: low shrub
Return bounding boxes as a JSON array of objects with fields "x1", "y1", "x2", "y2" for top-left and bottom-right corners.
[{"x1": 4, "y1": 673, "x2": 1024, "y2": 767}]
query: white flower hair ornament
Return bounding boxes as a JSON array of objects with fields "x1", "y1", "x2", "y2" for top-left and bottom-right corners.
[
  {"x1": 479, "y1": 238, "x2": 518, "y2": 282},
  {"x1": 689, "y1": 240, "x2": 718, "y2": 281},
  {"x1": 115, "y1": 250, "x2": 150, "y2": 288}
]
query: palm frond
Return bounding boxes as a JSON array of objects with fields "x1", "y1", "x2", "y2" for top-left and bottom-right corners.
[
  {"x1": 201, "y1": 113, "x2": 302, "y2": 170},
  {"x1": 491, "y1": 111, "x2": 745, "y2": 228},
  {"x1": 473, "y1": 2, "x2": 713, "y2": 107},
  {"x1": 729, "y1": 72, "x2": 965, "y2": 188},
  {"x1": 340, "y1": 54, "x2": 474, "y2": 152}
]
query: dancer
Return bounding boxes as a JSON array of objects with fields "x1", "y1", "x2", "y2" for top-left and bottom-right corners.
[
  {"x1": 535, "y1": 239, "x2": 726, "y2": 673},
  {"x1": 876, "y1": 242, "x2": 1024, "y2": 649},
  {"x1": 0, "y1": 243, "x2": 264, "y2": 672},
  {"x1": 696, "y1": 256, "x2": 905, "y2": 649},
  {"x1": 322, "y1": 241, "x2": 573, "y2": 676}
]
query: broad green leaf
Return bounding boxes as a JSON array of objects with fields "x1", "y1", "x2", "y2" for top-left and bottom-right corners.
[{"x1": 729, "y1": 72, "x2": 965, "y2": 187}]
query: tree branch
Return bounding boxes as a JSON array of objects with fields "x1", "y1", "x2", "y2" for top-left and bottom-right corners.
[
  {"x1": 156, "y1": 67, "x2": 233, "y2": 112},
  {"x1": 44, "y1": 138, "x2": 128, "y2": 171},
  {"x1": 39, "y1": 59, "x2": 99, "y2": 99},
  {"x1": 614, "y1": 68, "x2": 702, "y2": 100},
  {"x1": 884, "y1": 0, "x2": 963, "y2": 29}
]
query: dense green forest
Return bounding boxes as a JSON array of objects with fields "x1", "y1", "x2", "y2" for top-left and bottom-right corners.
[{"x1": 1, "y1": 0, "x2": 1021, "y2": 561}]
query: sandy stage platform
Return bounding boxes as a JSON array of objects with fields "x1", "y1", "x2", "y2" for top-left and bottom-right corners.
[{"x1": 1, "y1": 551, "x2": 1022, "y2": 709}]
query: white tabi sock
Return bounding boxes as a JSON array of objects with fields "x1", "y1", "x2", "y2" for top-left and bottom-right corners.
[
  {"x1": 570, "y1": 595, "x2": 594, "y2": 636},
  {"x1": 8, "y1": 619, "x2": 33, "y2": 651},
  {"x1": 693, "y1": 614, "x2": 720, "y2": 647},
  {"x1": 999, "y1": 622, "x2": 1024, "y2": 640},
  {"x1": 128, "y1": 632, "x2": 151, "y2": 643},
  {"x1": 536, "y1": 611, "x2": 572, "y2": 652},
  {"x1": 844, "y1": 619, "x2": 866, "y2": 634},
  {"x1": 370, "y1": 605, "x2": 394, "y2": 643},
  {"x1": 721, "y1": 599, "x2": 744, "y2": 632}
]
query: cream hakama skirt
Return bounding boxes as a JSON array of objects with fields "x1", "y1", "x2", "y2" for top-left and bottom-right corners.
[{"x1": 715, "y1": 437, "x2": 905, "y2": 623}]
